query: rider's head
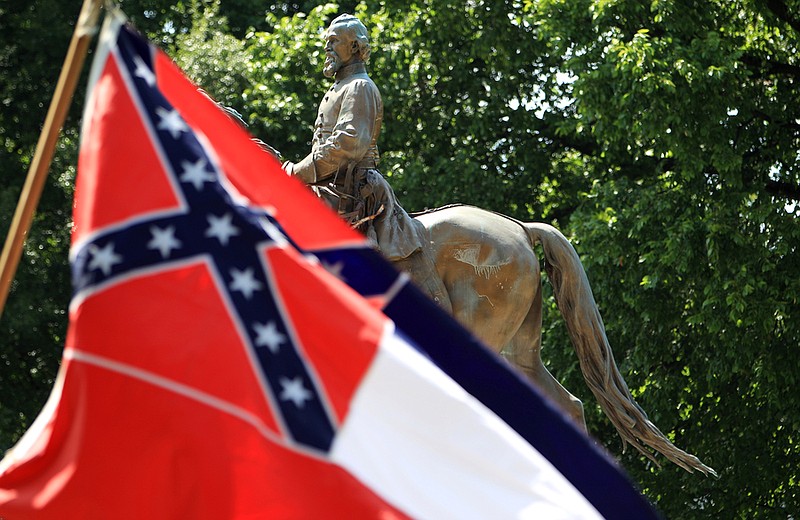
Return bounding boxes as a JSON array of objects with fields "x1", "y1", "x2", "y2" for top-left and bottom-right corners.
[{"x1": 323, "y1": 14, "x2": 371, "y2": 78}]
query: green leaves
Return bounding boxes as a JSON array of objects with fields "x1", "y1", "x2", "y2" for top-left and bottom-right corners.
[{"x1": 2, "y1": 0, "x2": 799, "y2": 515}]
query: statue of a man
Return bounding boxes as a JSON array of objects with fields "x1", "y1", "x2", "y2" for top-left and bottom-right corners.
[{"x1": 282, "y1": 14, "x2": 423, "y2": 261}]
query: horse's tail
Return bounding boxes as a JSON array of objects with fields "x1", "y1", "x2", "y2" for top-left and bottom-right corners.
[{"x1": 524, "y1": 222, "x2": 716, "y2": 476}]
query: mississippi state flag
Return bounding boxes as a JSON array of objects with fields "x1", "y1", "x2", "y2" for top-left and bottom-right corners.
[{"x1": 0, "y1": 12, "x2": 658, "y2": 519}]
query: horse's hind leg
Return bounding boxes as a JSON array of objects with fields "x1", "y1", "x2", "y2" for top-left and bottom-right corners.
[{"x1": 507, "y1": 275, "x2": 586, "y2": 429}]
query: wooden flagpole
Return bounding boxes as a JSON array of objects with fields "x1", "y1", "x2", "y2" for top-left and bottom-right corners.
[{"x1": 0, "y1": 0, "x2": 103, "y2": 319}]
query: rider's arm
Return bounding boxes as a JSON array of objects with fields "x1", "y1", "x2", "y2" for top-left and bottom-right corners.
[{"x1": 289, "y1": 79, "x2": 378, "y2": 183}]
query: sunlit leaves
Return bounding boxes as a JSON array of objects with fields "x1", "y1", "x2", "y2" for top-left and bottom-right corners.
[{"x1": 2, "y1": 0, "x2": 799, "y2": 515}]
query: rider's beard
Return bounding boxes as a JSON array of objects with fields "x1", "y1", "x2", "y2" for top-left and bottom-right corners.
[{"x1": 323, "y1": 53, "x2": 340, "y2": 78}]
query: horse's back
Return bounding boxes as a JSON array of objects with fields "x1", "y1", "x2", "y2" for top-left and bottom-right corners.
[
  {"x1": 413, "y1": 205, "x2": 540, "y2": 349},
  {"x1": 415, "y1": 205, "x2": 537, "y2": 275}
]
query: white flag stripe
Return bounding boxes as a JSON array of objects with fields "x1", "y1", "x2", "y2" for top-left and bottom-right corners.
[{"x1": 331, "y1": 328, "x2": 604, "y2": 520}]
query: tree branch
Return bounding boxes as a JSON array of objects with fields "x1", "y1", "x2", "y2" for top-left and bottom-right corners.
[
  {"x1": 740, "y1": 53, "x2": 800, "y2": 80},
  {"x1": 532, "y1": 113, "x2": 800, "y2": 203},
  {"x1": 754, "y1": 110, "x2": 800, "y2": 133},
  {"x1": 766, "y1": 179, "x2": 800, "y2": 201},
  {"x1": 533, "y1": 117, "x2": 600, "y2": 157},
  {"x1": 545, "y1": 203, "x2": 578, "y2": 224},
  {"x1": 761, "y1": 0, "x2": 800, "y2": 35}
]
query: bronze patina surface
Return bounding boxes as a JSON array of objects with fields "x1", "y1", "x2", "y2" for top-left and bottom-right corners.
[{"x1": 281, "y1": 14, "x2": 714, "y2": 475}]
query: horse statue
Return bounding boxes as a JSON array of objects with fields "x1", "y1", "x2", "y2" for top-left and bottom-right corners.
[
  {"x1": 384, "y1": 203, "x2": 716, "y2": 476},
  {"x1": 249, "y1": 128, "x2": 714, "y2": 474},
  {"x1": 253, "y1": 130, "x2": 715, "y2": 474},
  {"x1": 239, "y1": 9, "x2": 714, "y2": 468}
]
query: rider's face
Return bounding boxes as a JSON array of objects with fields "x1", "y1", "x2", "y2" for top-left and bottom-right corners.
[{"x1": 323, "y1": 27, "x2": 356, "y2": 78}]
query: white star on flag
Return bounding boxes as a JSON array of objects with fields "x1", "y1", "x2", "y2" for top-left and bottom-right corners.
[
  {"x1": 229, "y1": 267, "x2": 263, "y2": 299},
  {"x1": 252, "y1": 321, "x2": 286, "y2": 353},
  {"x1": 279, "y1": 377, "x2": 313, "y2": 408},
  {"x1": 147, "y1": 225, "x2": 182, "y2": 258},
  {"x1": 87, "y1": 242, "x2": 122, "y2": 275},
  {"x1": 132, "y1": 55, "x2": 155, "y2": 86},
  {"x1": 155, "y1": 106, "x2": 188, "y2": 139},
  {"x1": 179, "y1": 158, "x2": 214, "y2": 190},
  {"x1": 321, "y1": 260, "x2": 346, "y2": 281},
  {"x1": 205, "y1": 213, "x2": 240, "y2": 246}
]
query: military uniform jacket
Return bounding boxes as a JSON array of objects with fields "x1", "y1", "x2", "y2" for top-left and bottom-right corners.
[
  {"x1": 293, "y1": 62, "x2": 383, "y2": 184},
  {"x1": 292, "y1": 61, "x2": 426, "y2": 264}
]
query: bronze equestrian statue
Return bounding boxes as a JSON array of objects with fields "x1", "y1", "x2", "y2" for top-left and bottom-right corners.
[{"x1": 279, "y1": 14, "x2": 715, "y2": 475}]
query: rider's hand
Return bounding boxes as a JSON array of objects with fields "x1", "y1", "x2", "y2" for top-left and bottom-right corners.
[{"x1": 251, "y1": 138, "x2": 282, "y2": 161}]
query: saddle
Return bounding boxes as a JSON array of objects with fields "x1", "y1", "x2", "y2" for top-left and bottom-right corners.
[{"x1": 312, "y1": 164, "x2": 451, "y2": 310}]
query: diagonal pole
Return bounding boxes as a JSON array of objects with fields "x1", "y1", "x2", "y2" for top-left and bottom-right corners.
[{"x1": 0, "y1": 0, "x2": 103, "y2": 319}]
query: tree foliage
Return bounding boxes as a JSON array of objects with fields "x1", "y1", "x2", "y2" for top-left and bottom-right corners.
[
  {"x1": 1, "y1": 0, "x2": 798, "y2": 516},
  {"x1": 533, "y1": 1, "x2": 800, "y2": 514},
  {"x1": 0, "y1": 0, "x2": 77, "y2": 454}
]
